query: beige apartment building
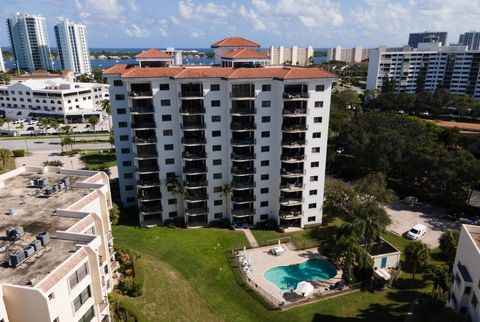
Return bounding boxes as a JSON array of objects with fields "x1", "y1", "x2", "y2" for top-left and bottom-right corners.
[
  {"x1": 0, "y1": 166, "x2": 116, "y2": 322},
  {"x1": 326, "y1": 45, "x2": 369, "y2": 63},
  {"x1": 267, "y1": 46, "x2": 314, "y2": 66}
]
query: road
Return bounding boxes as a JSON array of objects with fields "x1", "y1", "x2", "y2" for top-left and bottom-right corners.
[{"x1": 0, "y1": 137, "x2": 111, "y2": 153}]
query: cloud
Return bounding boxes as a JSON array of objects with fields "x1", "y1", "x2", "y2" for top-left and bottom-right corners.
[
  {"x1": 125, "y1": 24, "x2": 151, "y2": 38},
  {"x1": 127, "y1": 0, "x2": 140, "y2": 13},
  {"x1": 178, "y1": 0, "x2": 230, "y2": 21},
  {"x1": 239, "y1": 5, "x2": 266, "y2": 31},
  {"x1": 74, "y1": 0, "x2": 126, "y2": 24}
]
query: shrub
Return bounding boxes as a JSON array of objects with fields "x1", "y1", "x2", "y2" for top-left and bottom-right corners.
[
  {"x1": 109, "y1": 203, "x2": 120, "y2": 225},
  {"x1": 163, "y1": 217, "x2": 186, "y2": 228},
  {"x1": 254, "y1": 219, "x2": 279, "y2": 230},
  {"x1": 12, "y1": 149, "x2": 25, "y2": 157},
  {"x1": 209, "y1": 218, "x2": 232, "y2": 229},
  {"x1": 42, "y1": 160, "x2": 64, "y2": 167}
]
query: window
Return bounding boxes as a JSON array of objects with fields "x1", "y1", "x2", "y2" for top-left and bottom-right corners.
[
  {"x1": 164, "y1": 144, "x2": 174, "y2": 150},
  {"x1": 77, "y1": 306, "x2": 94, "y2": 322},
  {"x1": 120, "y1": 135, "x2": 129, "y2": 141},
  {"x1": 315, "y1": 84, "x2": 325, "y2": 91},
  {"x1": 312, "y1": 147, "x2": 320, "y2": 153},
  {"x1": 311, "y1": 162, "x2": 319, "y2": 167},
  {"x1": 168, "y1": 198, "x2": 177, "y2": 205},
  {"x1": 73, "y1": 286, "x2": 91, "y2": 312},
  {"x1": 309, "y1": 203, "x2": 317, "y2": 209},
  {"x1": 124, "y1": 173, "x2": 133, "y2": 179},
  {"x1": 262, "y1": 116, "x2": 270, "y2": 123},
  {"x1": 260, "y1": 201, "x2": 268, "y2": 207},
  {"x1": 211, "y1": 84, "x2": 220, "y2": 91},
  {"x1": 48, "y1": 292, "x2": 55, "y2": 300},
  {"x1": 117, "y1": 108, "x2": 126, "y2": 114},
  {"x1": 113, "y1": 80, "x2": 123, "y2": 86},
  {"x1": 159, "y1": 83, "x2": 170, "y2": 90},
  {"x1": 169, "y1": 211, "x2": 177, "y2": 218},
  {"x1": 472, "y1": 294, "x2": 478, "y2": 308},
  {"x1": 213, "y1": 159, "x2": 222, "y2": 165},
  {"x1": 213, "y1": 173, "x2": 222, "y2": 179},
  {"x1": 125, "y1": 185, "x2": 134, "y2": 191},
  {"x1": 261, "y1": 188, "x2": 269, "y2": 194},
  {"x1": 314, "y1": 117, "x2": 322, "y2": 123},
  {"x1": 160, "y1": 99, "x2": 171, "y2": 106},
  {"x1": 313, "y1": 132, "x2": 321, "y2": 138},
  {"x1": 214, "y1": 199, "x2": 222, "y2": 206},
  {"x1": 214, "y1": 213, "x2": 223, "y2": 219},
  {"x1": 211, "y1": 100, "x2": 221, "y2": 107},
  {"x1": 261, "y1": 160, "x2": 269, "y2": 166},
  {"x1": 165, "y1": 158, "x2": 174, "y2": 165},
  {"x1": 163, "y1": 129, "x2": 173, "y2": 136},
  {"x1": 260, "y1": 214, "x2": 268, "y2": 220},
  {"x1": 314, "y1": 101, "x2": 324, "y2": 108},
  {"x1": 455, "y1": 272, "x2": 461, "y2": 286},
  {"x1": 121, "y1": 148, "x2": 130, "y2": 154},
  {"x1": 123, "y1": 161, "x2": 132, "y2": 167},
  {"x1": 261, "y1": 146, "x2": 269, "y2": 152},
  {"x1": 212, "y1": 130, "x2": 221, "y2": 137},
  {"x1": 118, "y1": 121, "x2": 127, "y2": 128},
  {"x1": 310, "y1": 176, "x2": 318, "y2": 181},
  {"x1": 211, "y1": 115, "x2": 221, "y2": 122},
  {"x1": 212, "y1": 145, "x2": 221, "y2": 151},
  {"x1": 262, "y1": 84, "x2": 271, "y2": 91},
  {"x1": 115, "y1": 94, "x2": 125, "y2": 100},
  {"x1": 261, "y1": 174, "x2": 269, "y2": 180},
  {"x1": 214, "y1": 186, "x2": 222, "y2": 193},
  {"x1": 465, "y1": 287, "x2": 472, "y2": 295},
  {"x1": 261, "y1": 100, "x2": 271, "y2": 108},
  {"x1": 308, "y1": 216, "x2": 316, "y2": 222},
  {"x1": 261, "y1": 131, "x2": 270, "y2": 138},
  {"x1": 162, "y1": 115, "x2": 172, "y2": 121},
  {"x1": 309, "y1": 190, "x2": 318, "y2": 195}
]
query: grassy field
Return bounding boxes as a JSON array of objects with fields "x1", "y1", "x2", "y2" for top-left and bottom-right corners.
[
  {"x1": 0, "y1": 158, "x2": 16, "y2": 174},
  {"x1": 112, "y1": 225, "x2": 436, "y2": 322},
  {"x1": 80, "y1": 150, "x2": 116, "y2": 170}
]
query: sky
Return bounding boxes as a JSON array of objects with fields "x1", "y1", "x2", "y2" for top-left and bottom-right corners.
[{"x1": 1, "y1": 0, "x2": 479, "y2": 49}]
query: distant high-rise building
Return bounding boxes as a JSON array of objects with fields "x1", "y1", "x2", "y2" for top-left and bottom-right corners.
[
  {"x1": 408, "y1": 32, "x2": 448, "y2": 48},
  {"x1": 54, "y1": 19, "x2": 91, "y2": 74},
  {"x1": 267, "y1": 46, "x2": 314, "y2": 66},
  {"x1": 7, "y1": 12, "x2": 52, "y2": 72},
  {"x1": 326, "y1": 45, "x2": 370, "y2": 63},
  {"x1": 0, "y1": 45, "x2": 5, "y2": 72},
  {"x1": 459, "y1": 31, "x2": 480, "y2": 50}
]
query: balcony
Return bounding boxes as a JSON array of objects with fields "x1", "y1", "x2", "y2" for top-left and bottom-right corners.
[
  {"x1": 130, "y1": 106, "x2": 154, "y2": 113},
  {"x1": 279, "y1": 210, "x2": 302, "y2": 218},
  {"x1": 135, "y1": 150, "x2": 158, "y2": 159},
  {"x1": 131, "y1": 122, "x2": 156, "y2": 129},
  {"x1": 281, "y1": 139, "x2": 306, "y2": 147},
  {"x1": 139, "y1": 205, "x2": 162, "y2": 215},
  {"x1": 185, "y1": 192, "x2": 209, "y2": 201},
  {"x1": 232, "y1": 208, "x2": 255, "y2": 217},
  {"x1": 178, "y1": 87, "x2": 204, "y2": 98},
  {"x1": 129, "y1": 90, "x2": 153, "y2": 98},
  {"x1": 185, "y1": 207, "x2": 209, "y2": 215},
  {"x1": 281, "y1": 155, "x2": 305, "y2": 162},
  {"x1": 179, "y1": 106, "x2": 205, "y2": 114},
  {"x1": 280, "y1": 183, "x2": 304, "y2": 191},
  {"x1": 230, "y1": 91, "x2": 255, "y2": 99},
  {"x1": 184, "y1": 180, "x2": 208, "y2": 188},
  {"x1": 138, "y1": 192, "x2": 162, "y2": 201},
  {"x1": 181, "y1": 137, "x2": 206, "y2": 145},
  {"x1": 232, "y1": 195, "x2": 256, "y2": 203},
  {"x1": 133, "y1": 136, "x2": 157, "y2": 144},
  {"x1": 231, "y1": 180, "x2": 256, "y2": 189},
  {"x1": 283, "y1": 108, "x2": 307, "y2": 116},
  {"x1": 280, "y1": 197, "x2": 303, "y2": 206},
  {"x1": 137, "y1": 178, "x2": 161, "y2": 187},
  {"x1": 231, "y1": 138, "x2": 256, "y2": 146},
  {"x1": 230, "y1": 122, "x2": 256, "y2": 131},
  {"x1": 231, "y1": 152, "x2": 256, "y2": 161},
  {"x1": 183, "y1": 166, "x2": 208, "y2": 174},
  {"x1": 282, "y1": 124, "x2": 308, "y2": 132},
  {"x1": 181, "y1": 122, "x2": 206, "y2": 130},
  {"x1": 231, "y1": 166, "x2": 255, "y2": 175},
  {"x1": 230, "y1": 106, "x2": 257, "y2": 115},
  {"x1": 283, "y1": 92, "x2": 310, "y2": 99},
  {"x1": 182, "y1": 151, "x2": 206, "y2": 160},
  {"x1": 281, "y1": 168, "x2": 305, "y2": 177},
  {"x1": 136, "y1": 166, "x2": 160, "y2": 173}
]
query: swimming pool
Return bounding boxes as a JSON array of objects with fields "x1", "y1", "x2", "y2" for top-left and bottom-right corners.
[{"x1": 264, "y1": 259, "x2": 337, "y2": 291}]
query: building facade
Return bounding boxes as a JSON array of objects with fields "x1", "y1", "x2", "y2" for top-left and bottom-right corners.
[
  {"x1": 54, "y1": 19, "x2": 92, "y2": 75},
  {"x1": 448, "y1": 225, "x2": 480, "y2": 322},
  {"x1": 7, "y1": 12, "x2": 53, "y2": 72},
  {"x1": 104, "y1": 40, "x2": 335, "y2": 228},
  {"x1": 326, "y1": 45, "x2": 369, "y2": 63},
  {"x1": 0, "y1": 166, "x2": 116, "y2": 322},
  {"x1": 367, "y1": 43, "x2": 480, "y2": 100},
  {"x1": 408, "y1": 31, "x2": 448, "y2": 48},
  {"x1": 459, "y1": 32, "x2": 480, "y2": 51},
  {"x1": 268, "y1": 46, "x2": 314, "y2": 66},
  {"x1": 0, "y1": 44, "x2": 5, "y2": 73},
  {"x1": 0, "y1": 79, "x2": 108, "y2": 122}
]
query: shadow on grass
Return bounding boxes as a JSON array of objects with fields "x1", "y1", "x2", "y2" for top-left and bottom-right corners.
[
  {"x1": 312, "y1": 302, "x2": 409, "y2": 322},
  {"x1": 80, "y1": 151, "x2": 116, "y2": 165}
]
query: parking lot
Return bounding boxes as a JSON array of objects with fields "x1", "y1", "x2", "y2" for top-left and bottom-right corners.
[{"x1": 385, "y1": 202, "x2": 460, "y2": 248}]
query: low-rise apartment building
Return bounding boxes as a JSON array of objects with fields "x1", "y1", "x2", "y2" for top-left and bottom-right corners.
[
  {"x1": 367, "y1": 42, "x2": 480, "y2": 100},
  {"x1": 0, "y1": 166, "x2": 115, "y2": 322},
  {"x1": 448, "y1": 225, "x2": 480, "y2": 321},
  {"x1": 0, "y1": 78, "x2": 109, "y2": 122},
  {"x1": 104, "y1": 37, "x2": 336, "y2": 228}
]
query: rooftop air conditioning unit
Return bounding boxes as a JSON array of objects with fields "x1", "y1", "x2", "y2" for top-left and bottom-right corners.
[
  {"x1": 44, "y1": 187, "x2": 54, "y2": 196},
  {"x1": 61, "y1": 177, "x2": 70, "y2": 187},
  {"x1": 10, "y1": 249, "x2": 26, "y2": 268},
  {"x1": 30, "y1": 239, "x2": 42, "y2": 252},
  {"x1": 23, "y1": 245, "x2": 35, "y2": 257},
  {"x1": 37, "y1": 232, "x2": 50, "y2": 246}
]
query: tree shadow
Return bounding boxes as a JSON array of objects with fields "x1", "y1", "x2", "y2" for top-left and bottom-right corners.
[{"x1": 312, "y1": 302, "x2": 409, "y2": 322}]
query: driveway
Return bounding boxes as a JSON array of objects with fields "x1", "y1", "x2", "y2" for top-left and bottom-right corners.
[{"x1": 385, "y1": 202, "x2": 460, "y2": 248}]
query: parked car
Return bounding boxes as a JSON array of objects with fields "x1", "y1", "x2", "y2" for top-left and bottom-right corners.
[
  {"x1": 406, "y1": 224, "x2": 427, "y2": 240},
  {"x1": 29, "y1": 119, "x2": 38, "y2": 125},
  {"x1": 13, "y1": 119, "x2": 25, "y2": 124}
]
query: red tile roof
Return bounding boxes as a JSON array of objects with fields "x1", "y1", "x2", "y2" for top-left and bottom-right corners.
[
  {"x1": 103, "y1": 65, "x2": 336, "y2": 80},
  {"x1": 135, "y1": 48, "x2": 173, "y2": 59},
  {"x1": 222, "y1": 48, "x2": 270, "y2": 60},
  {"x1": 211, "y1": 37, "x2": 260, "y2": 48}
]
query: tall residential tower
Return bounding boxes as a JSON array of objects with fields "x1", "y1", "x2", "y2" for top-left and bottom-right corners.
[
  {"x1": 459, "y1": 31, "x2": 480, "y2": 51},
  {"x1": 7, "y1": 13, "x2": 52, "y2": 72},
  {"x1": 54, "y1": 19, "x2": 92, "y2": 75}
]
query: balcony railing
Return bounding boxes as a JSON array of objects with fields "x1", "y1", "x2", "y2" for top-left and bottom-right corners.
[
  {"x1": 184, "y1": 180, "x2": 208, "y2": 187},
  {"x1": 129, "y1": 90, "x2": 153, "y2": 97},
  {"x1": 230, "y1": 122, "x2": 256, "y2": 130},
  {"x1": 131, "y1": 122, "x2": 156, "y2": 129},
  {"x1": 230, "y1": 107, "x2": 257, "y2": 114},
  {"x1": 232, "y1": 208, "x2": 255, "y2": 216},
  {"x1": 283, "y1": 108, "x2": 307, "y2": 115},
  {"x1": 280, "y1": 197, "x2": 303, "y2": 205},
  {"x1": 231, "y1": 166, "x2": 256, "y2": 175},
  {"x1": 231, "y1": 153, "x2": 256, "y2": 160},
  {"x1": 182, "y1": 137, "x2": 206, "y2": 145},
  {"x1": 231, "y1": 138, "x2": 256, "y2": 145},
  {"x1": 133, "y1": 137, "x2": 157, "y2": 144},
  {"x1": 178, "y1": 91, "x2": 204, "y2": 98},
  {"x1": 139, "y1": 205, "x2": 162, "y2": 214},
  {"x1": 185, "y1": 192, "x2": 209, "y2": 201},
  {"x1": 282, "y1": 124, "x2": 308, "y2": 132},
  {"x1": 183, "y1": 166, "x2": 208, "y2": 174},
  {"x1": 281, "y1": 155, "x2": 305, "y2": 161},
  {"x1": 230, "y1": 91, "x2": 255, "y2": 98},
  {"x1": 179, "y1": 107, "x2": 205, "y2": 114},
  {"x1": 279, "y1": 210, "x2": 302, "y2": 218},
  {"x1": 136, "y1": 166, "x2": 160, "y2": 173},
  {"x1": 138, "y1": 179, "x2": 161, "y2": 186},
  {"x1": 130, "y1": 106, "x2": 154, "y2": 113},
  {"x1": 135, "y1": 151, "x2": 158, "y2": 158},
  {"x1": 185, "y1": 207, "x2": 209, "y2": 215},
  {"x1": 283, "y1": 92, "x2": 310, "y2": 99},
  {"x1": 182, "y1": 151, "x2": 207, "y2": 159},
  {"x1": 281, "y1": 168, "x2": 305, "y2": 176},
  {"x1": 181, "y1": 122, "x2": 206, "y2": 130},
  {"x1": 281, "y1": 139, "x2": 306, "y2": 146},
  {"x1": 280, "y1": 183, "x2": 304, "y2": 190},
  {"x1": 139, "y1": 192, "x2": 162, "y2": 201},
  {"x1": 232, "y1": 195, "x2": 256, "y2": 203},
  {"x1": 231, "y1": 181, "x2": 256, "y2": 188}
]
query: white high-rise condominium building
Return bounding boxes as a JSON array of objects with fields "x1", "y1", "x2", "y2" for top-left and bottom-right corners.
[
  {"x1": 104, "y1": 37, "x2": 336, "y2": 228},
  {"x1": 327, "y1": 45, "x2": 369, "y2": 63},
  {"x1": 54, "y1": 19, "x2": 92, "y2": 75},
  {"x1": 367, "y1": 42, "x2": 480, "y2": 100},
  {"x1": 459, "y1": 32, "x2": 480, "y2": 51},
  {"x1": 7, "y1": 12, "x2": 53, "y2": 72},
  {"x1": 0, "y1": 45, "x2": 5, "y2": 72},
  {"x1": 0, "y1": 166, "x2": 116, "y2": 322},
  {"x1": 268, "y1": 46, "x2": 314, "y2": 66},
  {"x1": 448, "y1": 225, "x2": 480, "y2": 321}
]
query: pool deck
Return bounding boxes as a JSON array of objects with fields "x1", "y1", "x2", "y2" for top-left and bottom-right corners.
[{"x1": 243, "y1": 244, "x2": 343, "y2": 304}]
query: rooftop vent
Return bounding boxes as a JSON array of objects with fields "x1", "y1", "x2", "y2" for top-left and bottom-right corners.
[
  {"x1": 6, "y1": 227, "x2": 24, "y2": 240},
  {"x1": 10, "y1": 249, "x2": 25, "y2": 268},
  {"x1": 23, "y1": 245, "x2": 35, "y2": 257},
  {"x1": 30, "y1": 177, "x2": 48, "y2": 188},
  {"x1": 30, "y1": 239, "x2": 42, "y2": 252},
  {"x1": 36, "y1": 232, "x2": 50, "y2": 246}
]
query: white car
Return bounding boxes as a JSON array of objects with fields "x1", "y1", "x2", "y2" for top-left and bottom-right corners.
[{"x1": 406, "y1": 224, "x2": 427, "y2": 240}]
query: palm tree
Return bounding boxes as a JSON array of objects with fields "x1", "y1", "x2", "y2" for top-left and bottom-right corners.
[
  {"x1": 353, "y1": 201, "x2": 391, "y2": 249},
  {"x1": 220, "y1": 184, "x2": 233, "y2": 221},
  {"x1": 166, "y1": 176, "x2": 186, "y2": 224},
  {"x1": 88, "y1": 115, "x2": 99, "y2": 142},
  {"x1": 0, "y1": 148, "x2": 12, "y2": 170},
  {"x1": 0, "y1": 118, "x2": 4, "y2": 128},
  {"x1": 333, "y1": 224, "x2": 365, "y2": 282},
  {"x1": 100, "y1": 99, "x2": 111, "y2": 131},
  {"x1": 38, "y1": 117, "x2": 50, "y2": 134},
  {"x1": 423, "y1": 265, "x2": 449, "y2": 295},
  {"x1": 405, "y1": 241, "x2": 430, "y2": 280},
  {"x1": 49, "y1": 119, "x2": 60, "y2": 137},
  {"x1": 4, "y1": 116, "x2": 12, "y2": 131}
]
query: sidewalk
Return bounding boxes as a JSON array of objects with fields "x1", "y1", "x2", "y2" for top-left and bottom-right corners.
[{"x1": 241, "y1": 228, "x2": 258, "y2": 247}]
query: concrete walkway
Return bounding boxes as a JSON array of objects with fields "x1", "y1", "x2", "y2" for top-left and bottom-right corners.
[
  {"x1": 404, "y1": 300, "x2": 418, "y2": 322},
  {"x1": 241, "y1": 228, "x2": 258, "y2": 247}
]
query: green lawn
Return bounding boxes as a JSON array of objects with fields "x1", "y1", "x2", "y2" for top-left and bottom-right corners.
[
  {"x1": 80, "y1": 150, "x2": 116, "y2": 170},
  {"x1": 112, "y1": 225, "x2": 433, "y2": 322},
  {"x1": 0, "y1": 158, "x2": 15, "y2": 174}
]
